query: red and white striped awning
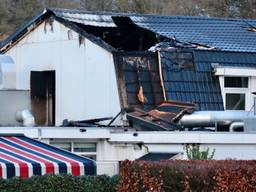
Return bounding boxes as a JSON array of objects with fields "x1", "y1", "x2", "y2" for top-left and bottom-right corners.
[{"x1": 0, "y1": 134, "x2": 96, "y2": 179}]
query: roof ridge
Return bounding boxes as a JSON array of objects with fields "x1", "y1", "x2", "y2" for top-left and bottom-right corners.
[{"x1": 48, "y1": 7, "x2": 256, "y2": 23}]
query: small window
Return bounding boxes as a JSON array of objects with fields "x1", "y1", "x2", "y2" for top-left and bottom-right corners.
[
  {"x1": 224, "y1": 77, "x2": 248, "y2": 88},
  {"x1": 51, "y1": 142, "x2": 71, "y2": 152},
  {"x1": 73, "y1": 143, "x2": 96, "y2": 153},
  {"x1": 177, "y1": 52, "x2": 194, "y2": 69},
  {"x1": 226, "y1": 93, "x2": 245, "y2": 110},
  {"x1": 170, "y1": 51, "x2": 194, "y2": 69},
  {"x1": 81, "y1": 155, "x2": 96, "y2": 160}
]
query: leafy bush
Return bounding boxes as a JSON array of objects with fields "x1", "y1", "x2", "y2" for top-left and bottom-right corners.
[
  {"x1": 185, "y1": 144, "x2": 215, "y2": 160},
  {"x1": 119, "y1": 160, "x2": 256, "y2": 192},
  {"x1": 0, "y1": 174, "x2": 119, "y2": 192}
]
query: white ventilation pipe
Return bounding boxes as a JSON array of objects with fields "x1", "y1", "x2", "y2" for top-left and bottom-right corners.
[
  {"x1": 179, "y1": 111, "x2": 255, "y2": 128},
  {"x1": 15, "y1": 109, "x2": 35, "y2": 126},
  {"x1": 229, "y1": 122, "x2": 244, "y2": 132},
  {"x1": 254, "y1": 97, "x2": 256, "y2": 116}
]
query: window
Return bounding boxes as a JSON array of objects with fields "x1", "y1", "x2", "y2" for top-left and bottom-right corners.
[
  {"x1": 74, "y1": 143, "x2": 96, "y2": 153},
  {"x1": 224, "y1": 77, "x2": 248, "y2": 88},
  {"x1": 51, "y1": 142, "x2": 71, "y2": 151},
  {"x1": 221, "y1": 76, "x2": 249, "y2": 110},
  {"x1": 226, "y1": 93, "x2": 245, "y2": 110},
  {"x1": 50, "y1": 141, "x2": 97, "y2": 160},
  {"x1": 170, "y1": 51, "x2": 194, "y2": 69},
  {"x1": 176, "y1": 52, "x2": 194, "y2": 69}
]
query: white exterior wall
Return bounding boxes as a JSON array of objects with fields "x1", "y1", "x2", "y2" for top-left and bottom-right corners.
[
  {"x1": 2, "y1": 127, "x2": 256, "y2": 175},
  {"x1": 5, "y1": 20, "x2": 121, "y2": 125}
]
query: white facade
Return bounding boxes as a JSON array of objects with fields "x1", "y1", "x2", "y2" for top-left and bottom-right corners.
[
  {"x1": 2, "y1": 127, "x2": 256, "y2": 175},
  {"x1": 5, "y1": 19, "x2": 121, "y2": 125}
]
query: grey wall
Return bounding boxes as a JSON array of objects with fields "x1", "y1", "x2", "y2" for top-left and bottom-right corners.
[{"x1": 0, "y1": 90, "x2": 30, "y2": 126}]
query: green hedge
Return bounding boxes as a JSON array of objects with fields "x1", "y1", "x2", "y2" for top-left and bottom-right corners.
[
  {"x1": 0, "y1": 174, "x2": 119, "y2": 192},
  {"x1": 119, "y1": 160, "x2": 256, "y2": 192}
]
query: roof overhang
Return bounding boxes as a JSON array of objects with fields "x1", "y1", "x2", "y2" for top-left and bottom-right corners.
[
  {"x1": 0, "y1": 8, "x2": 116, "y2": 53},
  {"x1": 214, "y1": 66, "x2": 256, "y2": 77}
]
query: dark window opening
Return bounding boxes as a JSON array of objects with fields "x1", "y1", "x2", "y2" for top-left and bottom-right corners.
[
  {"x1": 170, "y1": 51, "x2": 194, "y2": 69},
  {"x1": 226, "y1": 93, "x2": 245, "y2": 110},
  {"x1": 30, "y1": 71, "x2": 55, "y2": 126},
  {"x1": 224, "y1": 77, "x2": 248, "y2": 88},
  {"x1": 76, "y1": 17, "x2": 157, "y2": 51}
]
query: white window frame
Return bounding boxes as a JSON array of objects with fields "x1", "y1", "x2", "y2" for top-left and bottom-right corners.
[
  {"x1": 215, "y1": 66, "x2": 256, "y2": 111},
  {"x1": 50, "y1": 140, "x2": 97, "y2": 160}
]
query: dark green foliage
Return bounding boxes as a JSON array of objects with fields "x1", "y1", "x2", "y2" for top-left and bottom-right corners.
[{"x1": 0, "y1": 174, "x2": 119, "y2": 192}]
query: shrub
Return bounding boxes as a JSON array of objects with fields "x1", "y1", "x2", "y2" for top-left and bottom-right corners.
[
  {"x1": 185, "y1": 144, "x2": 215, "y2": 160},
  {"x1": 119, "y1": 160, "x2": 256, "y2": 192},
  {"x1": 0, "y1": 174, "x2": 119, "y2": 192}
]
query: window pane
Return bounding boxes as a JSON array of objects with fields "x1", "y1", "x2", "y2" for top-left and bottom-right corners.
[
  {"x1": 74, "y1": 143, "x2": 96, "y2": 152},
  {"x1": 51, "y1": 142, "x2": 71, "y2": 151},
  {"x1": 224, "y1": 77, "x2": 248, "y2": 88},
  {"x1": 226, "y1": 93, "x2": 245, "y2": 110},
  {"x1": 81, "y1": 155, "x2": 96, "y2": 160}
]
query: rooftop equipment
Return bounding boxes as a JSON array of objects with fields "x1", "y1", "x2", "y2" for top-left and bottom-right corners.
[
  {"x1": 179, "y1": 110, "x2": 256, "y2": 129},
  {"x1": 15, "y1": 109, "x2": 35, "y2": 127},
  {"x1": 0, "y1": 55, "x2": 16, "y2": 89}
]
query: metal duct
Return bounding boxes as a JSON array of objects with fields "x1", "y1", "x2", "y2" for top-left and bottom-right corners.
[
  {"x1": 254, "y1": 97, "x2": 256, "y2": 116},
  {"x1": 15, "y1": 109, "x2": 35, "y2": 126},
  {"x1": 0, "y1": 55, "x2": 16, "y2": 89},
  {"x1": 179, "y1": 110, "x2": 256, "y2": 128},
  {"x1": 229, "y1": 122, "x2": 244, "y2": 132}
]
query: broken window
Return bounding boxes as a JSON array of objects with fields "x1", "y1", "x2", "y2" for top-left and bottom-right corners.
[
  {"x1": 224, "y1": 77, "x2": 248, "y2": 88},
  {"x1": 226, "y1": 93, "x2": 245, "y2": 110}
]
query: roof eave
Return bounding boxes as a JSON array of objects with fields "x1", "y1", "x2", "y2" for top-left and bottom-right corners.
[
  {"x1": 0, "y1": 8, "x2": 116, "y2": 53},
  {"x1": 0, "y1": 9, "x2": 51, "y2": 53},
  {"x1": 54, "y1": 17, "x2": 116, "y2": 52}
]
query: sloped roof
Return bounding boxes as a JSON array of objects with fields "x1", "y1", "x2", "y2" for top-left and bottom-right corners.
[
  {"x1": 162, "y1": 49, "x2": 256, "y2": 111},
  {"x1": 137, "y1": 152, "x2": 178, "y2": 161},
  {"x1": 162, "y1": 50, "x2": 223, "y2": 111},
  {"x1": 1, "y1": 8, "x2": 256, "y2": 53},
  {"x1": 50, "y1": 8, "x2": 256, "y2": 52}
]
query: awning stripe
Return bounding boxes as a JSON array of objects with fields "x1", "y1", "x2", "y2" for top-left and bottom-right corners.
[
  {"x1": 0, "y1": 163, "x2": 7, "y2": 179},
  {"x1": 0, "y1": 160, "x2": 15, "y2": 179},
  {"x1": 0, "y1": 148, "x2": 42, "y2": 176},
  {"x1": 0, "y1": 135, "x2": 96, "y2": 178},
  {"x1": 19, "y1": 136, "x2": 89, "y2": 174},
  {"x1": 0, "y1": 138, "x2": 69, "y2": 171},
  {"x1": 0, "y1": 164, "x2": 2, "y2": 178},
  {"x1": 0, "y1": 141, "x2": 55, "y2": 174},
  {"x1": 7, "y1": 137, "x2": 81, "y2": 176},
  {"x1": 0, "y1": 152, "x2": 29, "y2": 177}
]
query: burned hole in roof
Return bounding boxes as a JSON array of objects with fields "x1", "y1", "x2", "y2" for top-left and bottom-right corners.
[
  {"x1": 74, "y1": 16, "x2": 158, "y2": 51},
  {"x1": 247, "y1": 26, "x2": 256, "y2": 32},
  {"x1": 168, "y1": 50, "x2": 195, "y2": 70}
]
